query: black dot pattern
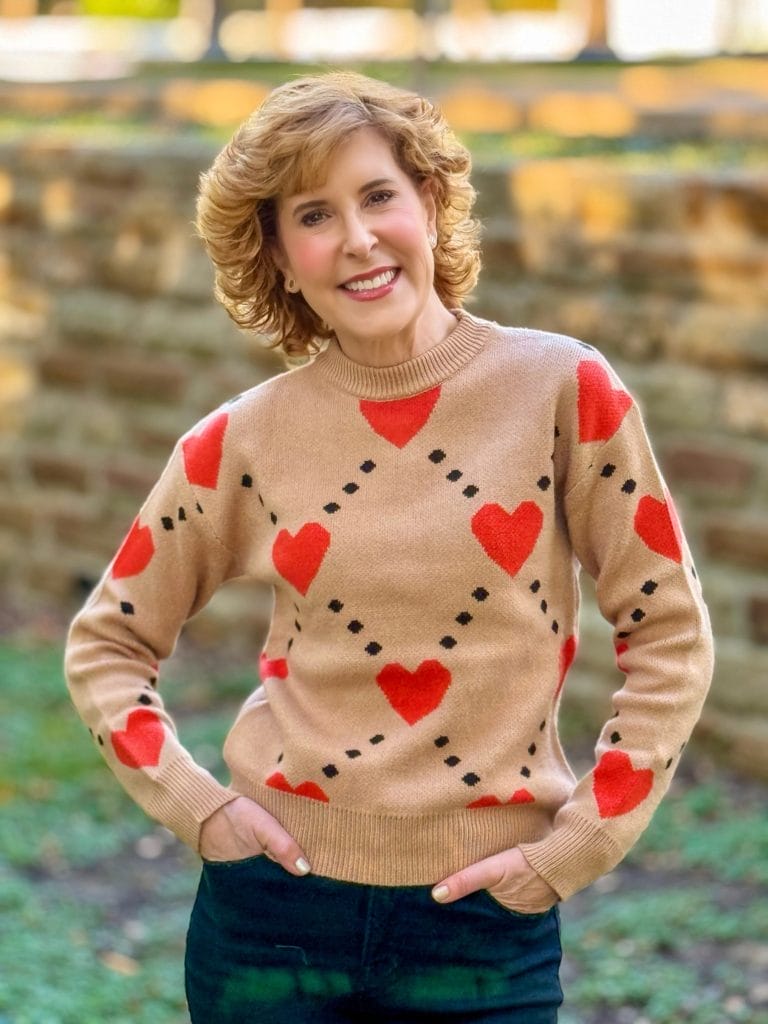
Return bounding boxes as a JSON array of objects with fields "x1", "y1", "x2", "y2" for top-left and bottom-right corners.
[
  {"x1": 622, "y1": 479, "x2": 637, "y2": 494},
  {"x1": 472, "y1": 587, "x2": 489, "y2": 602},
  {"x1": 370, "y1": 734, "x2": 385, "y2": 745},
  {"x1": 161, "y1": 516, "x2": 174, "y2": 531},
  {"x1": 138, "y1": 693, "x2": 153, "y2": 706},
  {"x1": 427, "y1": 447, "x2": 479, "y2": 498},
  {"x1": 434, "y1": 736, "x2": 449, "y2": 748},
  {"x1": 328, "y1": 599, "x2": 344, "y2": 613},
  {"x1": 601, "y1": 463, "x2": 616, "y2": 478},
  {"x1": 462, "y1": 773, "x2": 481, "y2": 787},
  {"x1": 537, "y1": 476, "x2": 551, "y2": 491},
  {"x1": 120, "y1": 601, "x2": 134, "y2": 615},
  {"x1": 611, "y1": 731, "x2": 622, "y2": 744},
  {"x1": 641, "y1": 580, "x2": 658, "y2": 595},
  {"x1": 322, "y1": 764, "x2": 339, "y2": 779},
  {"x1": 241, "y1": 474, "x2": 253, "y2": 488}
]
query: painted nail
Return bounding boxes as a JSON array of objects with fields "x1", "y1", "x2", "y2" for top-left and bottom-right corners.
[
  {"x1": 295, "y1": 857, "x2": 311, "y2": 875},
  {"x1": 432, "y1": 885, "x2": 449, "y2": 902}
]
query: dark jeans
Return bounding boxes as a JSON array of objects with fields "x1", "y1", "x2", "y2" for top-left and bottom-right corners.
[{"x1": 185, "y1": 855, "x2": 563, "y2": 1023}]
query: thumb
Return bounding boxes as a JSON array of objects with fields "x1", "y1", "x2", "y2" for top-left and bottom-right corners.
[
  {"x1": 431, "y1": 853, "x2": 506, "y2": 905},
  {"x1": 252, "y1": 808, "x2": 312, "y2": 877}
]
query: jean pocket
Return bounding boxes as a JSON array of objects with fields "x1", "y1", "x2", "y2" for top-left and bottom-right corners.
[
  {"x1": 480, "y1": 889, "x2": 553, "y2": 921},
  {"x1": 202, "y1": 853, "x2": 266, "y2": 871}
]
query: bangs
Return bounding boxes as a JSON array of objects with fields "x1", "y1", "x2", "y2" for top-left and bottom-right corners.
[{"x1": 269, "y1": 107, "x2": 392, "y2": 200}]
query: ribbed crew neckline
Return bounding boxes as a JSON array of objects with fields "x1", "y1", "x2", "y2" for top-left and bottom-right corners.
[{"x1": 312, "y1": 308, "x2": 490, "y2": 401}]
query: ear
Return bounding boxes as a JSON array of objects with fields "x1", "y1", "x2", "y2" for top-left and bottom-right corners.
[
  {"x1": 419, "y1": 177, "x2": 438, "y2": 236},
  {"x1": 270, "y1": 238, "x2": 291, "y2": 279}
]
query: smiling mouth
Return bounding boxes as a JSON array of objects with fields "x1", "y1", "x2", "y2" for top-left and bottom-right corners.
[{"x1": 341, "y1": 269, "x2": 399, "y2": 293}]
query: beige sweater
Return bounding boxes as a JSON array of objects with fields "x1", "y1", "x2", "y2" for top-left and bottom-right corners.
[{"x1": 65, "y1": 310, "x2": 714, "y2": 901}]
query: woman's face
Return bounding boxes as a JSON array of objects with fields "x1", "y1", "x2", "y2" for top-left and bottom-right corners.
[{"x1": 274, "y1": 127, "x2": 441, "y2": 360}]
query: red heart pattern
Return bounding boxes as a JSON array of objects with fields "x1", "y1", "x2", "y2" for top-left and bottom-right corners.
[
  {"x1": 472, "y1": 501, "x2": 543, "y2": 577},
  {"x1": 593, "y1": 750, "x2": 654, "y2": 818},
  {"x1": 272, "y1": 523, "x2": 331, "y2": 596},
  {"x1": 634, "y1": 493, "x2": 683, "y2": 563},
  {"x1": 265, "y1": 771, "x2": 329, "y2": 803},
  {"x1": 376, "y1": 660, "x2": 451, "y2": 725},
  {"x1": 577, "y1": 360, "x2": 632, "y2": 443},
  {"x1": 111, "y1": 708, "x2": 165, "y2": 768},
  {"x1": 182, "y1": 412, "x2": 229, "y2": 489},
  {"x1": 359, "y1": 386, "x2": 441, "y2": 448},
  {"x1": 259, "y1": 653, "x2": 289, "y2": 680},
  {"x1": 112, "y1": 518, "x2": 155, "y2": 579},
  {"x1": 556, "y1": 635, "x2": 578, "y2": 698},
  {"x1": 467, "y1": 788, "x2": 535, "y2": 809}
]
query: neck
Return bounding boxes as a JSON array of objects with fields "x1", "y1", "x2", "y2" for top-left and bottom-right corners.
[{"x1": 334, "y1": 295, "x2": 459, "y2": 368}]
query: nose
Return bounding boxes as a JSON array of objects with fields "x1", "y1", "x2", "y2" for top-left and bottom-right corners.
[{"x1": 341, "y1": 212, "x2": 376, "y2": 258}]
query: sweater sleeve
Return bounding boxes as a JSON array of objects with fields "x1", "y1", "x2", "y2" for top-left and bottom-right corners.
[
  {"x1": 65, "y1": 410, "x2": 248, "y2": 850},
  {"x1": 518, "y1": 351, "x2": 714, "y2": 901}
]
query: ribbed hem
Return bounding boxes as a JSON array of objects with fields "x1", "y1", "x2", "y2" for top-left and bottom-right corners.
[
  {"x1": 518, "y1": 811, "x2": 624, "y2": 901},
  {"x1": 147, "y1": 755, "x2": 238, "y2": 850},
  {"x1": 242, "y1": 780, "x2": 554, "y2": 886},
  {"x1": 312, "y1": 309, "x2": 491, "y2": 400}
]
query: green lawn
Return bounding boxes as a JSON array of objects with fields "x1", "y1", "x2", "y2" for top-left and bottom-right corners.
[{"x1": 1, "y1": 641, "x2": 766, "y2": 1024}]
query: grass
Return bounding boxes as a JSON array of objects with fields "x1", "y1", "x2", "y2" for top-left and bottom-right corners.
[{"x1": 1, "y1": 640, "x2": 766, "y2": 1023}]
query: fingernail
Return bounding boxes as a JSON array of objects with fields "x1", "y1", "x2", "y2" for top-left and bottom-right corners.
[
  {"x1": 432, "y1": 885, "x2": 449, "y2": 903},
  {"x1": 295, "y1": 858, "x2": 311, "y2": 875}
]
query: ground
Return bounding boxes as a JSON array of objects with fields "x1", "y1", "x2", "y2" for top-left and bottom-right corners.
[{"x1": 1, "y1": 640, "x2": 766, "y2": 1024}]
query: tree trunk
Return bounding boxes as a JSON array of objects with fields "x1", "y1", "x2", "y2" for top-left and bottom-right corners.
[{"x1": 577, "y1": 0, "x2": 616, "y2": 60}]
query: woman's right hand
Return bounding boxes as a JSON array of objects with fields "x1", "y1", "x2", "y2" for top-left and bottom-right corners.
[{"x1": 199, "y1": 796, "x2": 311, "y2": 876}]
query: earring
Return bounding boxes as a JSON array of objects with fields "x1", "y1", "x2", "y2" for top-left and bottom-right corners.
[
  {"x1": 428, "y1": 232, "x2": 437, "y2": 249},
  {"x1": 285, "y1": 277, "x2": 296, "y2": 293}
]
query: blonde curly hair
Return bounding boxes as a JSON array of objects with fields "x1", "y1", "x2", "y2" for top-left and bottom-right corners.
[{"x1": 195, "y1": 71, "x2": 482, "y2": 359}]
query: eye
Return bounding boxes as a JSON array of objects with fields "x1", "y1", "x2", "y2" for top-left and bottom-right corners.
[
  {"x1": 367, "y1": 189, "x2": 395, "y2": 206},
  {"x1": 299, "y1": 208, "x2": 328, "y2": 227}
]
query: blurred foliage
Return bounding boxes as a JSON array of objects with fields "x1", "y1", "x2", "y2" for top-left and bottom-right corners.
[{"x1": 77, "y1": 0, "x2": 179, "y2": 18}]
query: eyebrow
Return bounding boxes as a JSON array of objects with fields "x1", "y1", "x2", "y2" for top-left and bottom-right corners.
[{"x1": 290, "y1": 178, "x2": 397, "y2": 217}]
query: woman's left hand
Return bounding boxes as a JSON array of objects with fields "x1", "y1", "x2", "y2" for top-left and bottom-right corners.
[{"x1": 432, "y1": 847, "x2": 559, "y2": 914}]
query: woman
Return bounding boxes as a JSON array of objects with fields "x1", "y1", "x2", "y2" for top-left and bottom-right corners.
[{"x1": 66, "y1": 72, "x2": 714, "y2": 1023}]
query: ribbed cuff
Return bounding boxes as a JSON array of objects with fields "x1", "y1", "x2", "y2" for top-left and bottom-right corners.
[
  {"x1": 146, "y1": 755, "x2": 238, "y2": 850},
  {"x1": 518, "y1": 812, "x2": 624, "y2": 901}
]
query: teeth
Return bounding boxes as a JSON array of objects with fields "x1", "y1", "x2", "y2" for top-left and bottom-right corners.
[{"x1": 344, "y1": 270, "x2": 396, "y2": 292}]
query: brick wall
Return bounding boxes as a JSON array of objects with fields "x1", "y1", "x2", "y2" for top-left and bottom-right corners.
[{"x1": 1, "y1": 135, "x2": 766, "y2": 775}]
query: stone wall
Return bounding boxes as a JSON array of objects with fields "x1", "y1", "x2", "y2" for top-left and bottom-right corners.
[{"x1": 1, "y1": 134, "x2": 767, "y2": 775}]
